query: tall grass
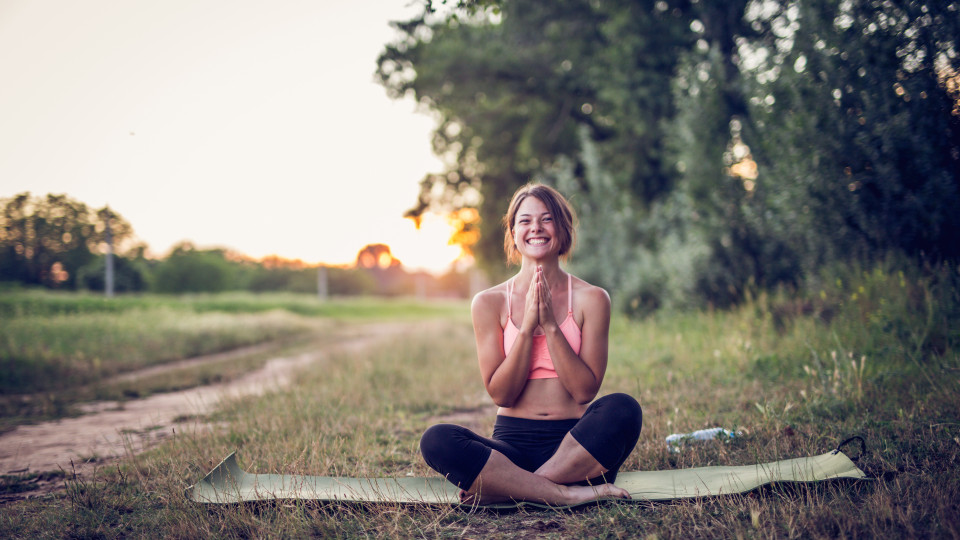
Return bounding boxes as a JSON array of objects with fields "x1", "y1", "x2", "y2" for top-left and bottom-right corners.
[
  {"x1": 0, "y1": 291, "x2": 469, "y2": 394},
  {"x1": 0, "y1": 262, "x2": 957, "y2": 538},
  {"x1": 0, "y1": 290, "x2": 469, "y2": 319},
  {"x1": 0, "y1": 308, "x2": 312, "y2": 393},
  {"x1": 0, "y1": 291, "x2": 471, "y2": 433}
]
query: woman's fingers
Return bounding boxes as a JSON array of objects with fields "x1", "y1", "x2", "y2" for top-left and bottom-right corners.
[
  {"x1": 537, "y1": 268, "x2": 556, "y2": 326},
  {"x1": 520, "y1": 271, "x2": 539, "y2": 331}
]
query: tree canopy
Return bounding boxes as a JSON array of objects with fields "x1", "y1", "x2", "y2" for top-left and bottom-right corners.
[
  {"x1": 0, "y1": 193, "x2": 134, "y2": 289},
  {"x1": 377, "y1": 0, "x2": 960, "y2": 311}
]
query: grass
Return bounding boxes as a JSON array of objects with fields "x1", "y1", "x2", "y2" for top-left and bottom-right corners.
[
  {"x1": 0, "y1": 291, "x2": 469, "y2": 432},
  {"x1": 0, "y1": 262, "x2": 958, "y2": 538},
  {"x1": 0, "y1": 290, "x2": 469, "y2": 319},
  {"x1": 0, "y1": 308, "x2": 313, "y2": 389}
]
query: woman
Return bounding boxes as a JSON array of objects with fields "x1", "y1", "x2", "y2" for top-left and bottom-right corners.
[{"x1": 420, "y1": 183, "x2": 643, "y2": 506}]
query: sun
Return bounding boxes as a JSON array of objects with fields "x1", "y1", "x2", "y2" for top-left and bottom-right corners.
[{"x1": 383, "y1": 212, "x2": 470, "y2": 275}]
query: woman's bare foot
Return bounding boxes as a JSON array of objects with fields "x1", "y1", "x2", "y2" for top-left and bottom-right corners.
[
  {"x1": 561, "y1": 482, "x2": 631, "y2": 505},
  {"x1": 459, "y1": 482, "x2": 629, "y2": 506}
]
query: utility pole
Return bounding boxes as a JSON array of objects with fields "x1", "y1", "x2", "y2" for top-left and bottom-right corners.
[
  {"x1": 105, "y1": 215, "x2": 115, "y2": 298},
  {"x1": 317, "y1": 266, "x2": 328, "y2": 300}
]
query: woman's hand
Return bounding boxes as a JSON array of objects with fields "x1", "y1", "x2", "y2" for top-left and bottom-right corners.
[
  {"x1": 536, "y1": 266, "x2": 558, "y2": 331},
  {"x1": 519, "y1": 270, "x2": 540, "y2": 334}
]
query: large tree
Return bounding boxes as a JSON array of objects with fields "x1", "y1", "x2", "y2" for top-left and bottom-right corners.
[
  {"x1": 378, "y1": 0, "x2": 693, "y2": 279},
  {"x1": 744, "y1": 0, "x2": 960, "y2": 265},
  {"x1": 0, "y1": 193, "x2": 133, "y2": 289},
  {"x1": 378, "y1": 0, "x2": 960, "y2": 309}
]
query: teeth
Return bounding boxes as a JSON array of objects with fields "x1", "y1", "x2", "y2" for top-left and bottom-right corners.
[{"x1": 528, "y1": 239, "x2": 547, "y2": 245}]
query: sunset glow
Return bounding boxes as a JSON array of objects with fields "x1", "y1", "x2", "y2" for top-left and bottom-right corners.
[
  {"x1": 382, "y1": 212, "x2": 469, "y2": 274},
  {"x1": 0, "y1": 1, "x2": 465, "y2": 275}
]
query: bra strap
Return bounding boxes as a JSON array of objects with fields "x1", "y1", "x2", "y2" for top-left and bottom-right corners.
[
  {"x1": 507, "y1": 279, "x2": 513, "y2": 316},
  {"x1": 567, "y1": 274, "x2": 573, "y2": 314}
]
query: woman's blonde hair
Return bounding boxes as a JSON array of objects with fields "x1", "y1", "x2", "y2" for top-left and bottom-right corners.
[{"x1": 502, "y1": 183, "x2": 577, "y2": 265}]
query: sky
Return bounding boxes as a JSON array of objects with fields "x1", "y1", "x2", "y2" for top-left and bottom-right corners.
[{"x1": 0, "y1": 0, "x2": 466, "y2": 273}]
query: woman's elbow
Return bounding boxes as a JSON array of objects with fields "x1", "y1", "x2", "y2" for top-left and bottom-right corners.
[
  {"x1": 574, "y1": 395, "x2": 595, "y2": 406},
  {"x1": 485, "y1": 386, "x2": 516, "y2": 408},
  {"x1": 492, "y1": 397, "x2": 515, "y2": 408},
  {"x1": 572, "y1": 386, "x2": 600, "y2": 405}
]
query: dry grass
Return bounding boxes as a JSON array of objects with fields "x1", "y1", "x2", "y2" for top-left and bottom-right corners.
[
  {"x1": 0, "y1": 269, "x2": 958, "y2": 538},
  {"x1": 0, "y1": 292, "x2": 467, "y2": 432},
  {"x1": 0, "y1": 308, "x2": 315, "y2": 392}
]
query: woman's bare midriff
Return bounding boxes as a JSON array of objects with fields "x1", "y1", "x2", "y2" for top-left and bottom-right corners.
[{"x1": 497, "y1": 378, "x2": 588, "y2": 419}]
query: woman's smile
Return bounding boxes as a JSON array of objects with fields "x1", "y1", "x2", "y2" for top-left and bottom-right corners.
[{"x1": 519, "y1": 233, "x2": 554, "y2": 255}]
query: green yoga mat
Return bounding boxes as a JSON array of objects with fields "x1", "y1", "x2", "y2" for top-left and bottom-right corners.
[{"x1": 187, "y1": 448, "x2": 867, "y2": 508}]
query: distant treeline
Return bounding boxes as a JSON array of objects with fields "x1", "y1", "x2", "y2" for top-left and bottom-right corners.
[{"x1": 0, "y1": 192, "x2": 472, "y2": 298}]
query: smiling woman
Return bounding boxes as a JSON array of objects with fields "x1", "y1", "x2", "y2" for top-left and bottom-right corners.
[{"x1": 419, "y1": 183, "x2": 643, "y2": 506}]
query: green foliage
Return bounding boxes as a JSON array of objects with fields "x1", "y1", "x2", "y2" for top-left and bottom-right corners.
[
  {"x1": 745, "y1": 0, "x2": 960, "y2": 266},
  {"x1": 247, "y1": 266, "x2": 316, "y2": 293},
  {"x1": 0, "y1": 291, "x2": 470, "y2": 434},
  {"x1": 76, "y1": 255, "x2": 150, "y2": 292},
  {"x1": 378, "y1": 0, "x2": 960, "y2": 311},
  {"x1": 378, "y1": 0, "x2": 693, "y2": 278},
  {"x1": 811, "y1": 256, "x2": 960, "y2": 364},
  {"x1": 0, "y1": 291, "x2": 469, "y2": 396},
  {"x1": 0, "y1": 192, "x2": 134, "y2": 289},
  {"x1": 0, "y1": 289, "x2": 471, "y2": 320},
  {"x1": 150, "y1": 243, "x2": 238, "y2": 293},
  {"x1": 0, "y1": 306, "x2": 310, "y2": 394},
  {"x1": 553, "y1": 129, "x2": 710, "y2": 314}
]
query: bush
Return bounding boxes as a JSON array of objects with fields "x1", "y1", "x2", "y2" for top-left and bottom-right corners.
[
  {"x1": 76, "y1": 256, "x2": 150, "y2": 292},
  {"x1": 151, "y1": 248, "x2": 237, "y2": 293}
]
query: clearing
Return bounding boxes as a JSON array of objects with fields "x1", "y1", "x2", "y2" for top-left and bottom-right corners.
[{"x1": 0, "y1": 321, "x2": 415, "y2": 501}]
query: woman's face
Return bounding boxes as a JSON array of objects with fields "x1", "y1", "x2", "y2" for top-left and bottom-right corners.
[{"x1": 512, "y1": 196, "x2": 558, "y2": 261}]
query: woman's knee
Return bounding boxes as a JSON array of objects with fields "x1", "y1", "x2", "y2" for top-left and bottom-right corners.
[
  {"x1": 419, "y1": 423, "x2": 458, "y2": 465},
  {"x1": 419, "y1": 423, "x2": 491, "y2": 490},
  {"x1": 597, "y1": 393, "x2": 643, "y2": 432}
]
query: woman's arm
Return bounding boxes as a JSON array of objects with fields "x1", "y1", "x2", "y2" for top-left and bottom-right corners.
[
  {"x1": 540, "y1": 282, "x2": 610, "y2": 404},
  {"x1": 472, "y1": 288, "x2": 536, "y2": 407}
]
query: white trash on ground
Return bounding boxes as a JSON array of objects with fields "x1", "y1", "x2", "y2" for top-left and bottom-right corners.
[{"x1": 666, "y1": 427, "x2": 740, "y2": 453}]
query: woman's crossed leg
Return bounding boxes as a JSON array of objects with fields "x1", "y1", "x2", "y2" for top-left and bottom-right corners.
[{"x1": 420, "y1": 393, "x2": 642, "y2": 506}]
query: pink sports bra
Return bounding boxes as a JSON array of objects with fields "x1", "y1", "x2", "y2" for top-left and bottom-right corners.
[{"x1": 502, "y1": 274, "x2": 582, "y2": 379}]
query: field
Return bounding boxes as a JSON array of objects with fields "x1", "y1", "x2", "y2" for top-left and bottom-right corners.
[
  {"x1": 0, "y1": 264, "x2": 958, "y2": 538},
  {"x1": 0, "y1": 291, "x2": 466, "y2": 432}
]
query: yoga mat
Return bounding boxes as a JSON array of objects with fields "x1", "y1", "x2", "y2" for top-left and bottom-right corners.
[{"x1": 187, "y1": 449, "x2": 867, "y2": 508}]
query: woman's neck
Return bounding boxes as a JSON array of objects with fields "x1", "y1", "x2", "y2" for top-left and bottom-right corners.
[{"x1": 515, "y1": 259, "x2": 564, "y2": 289}]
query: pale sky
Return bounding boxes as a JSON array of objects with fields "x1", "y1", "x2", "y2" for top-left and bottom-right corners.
[{"x1": 0, "y1": 0, "x2": 466, "y2": 273}]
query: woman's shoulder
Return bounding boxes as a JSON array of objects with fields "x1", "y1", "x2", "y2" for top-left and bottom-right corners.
[
  {"x1": 470, "y1": 280, "x2": 510, "y2": 314},
  {"x1": 570, "y1": 275, "x2": 611, "y2": 311}
]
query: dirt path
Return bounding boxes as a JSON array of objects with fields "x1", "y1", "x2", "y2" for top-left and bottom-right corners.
[{"x1": 0, "y1": 322, "x2": 413, "y2": 495}]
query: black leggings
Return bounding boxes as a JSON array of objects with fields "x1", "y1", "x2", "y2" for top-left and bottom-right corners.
[{"x1": 420, "y1": 393, "x2": 642, "y2": 489}]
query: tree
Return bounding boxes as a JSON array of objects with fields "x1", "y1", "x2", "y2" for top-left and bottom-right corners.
[
  {"x1": 744, "y1": 0, "x2": 960, "y2": 267},
  {"x1": 76, "y1": 255, "x2": 149, "y2": 292},
  {"x1": 0, "y1": 193, "x2": 134, "y2": 289},
  {"x1": 355, "y1": 243, "x2": 407, "y2": 295},
  {"x1": 379, "y1": 0, "x2": 697, "y2": 279},
  {"x1": 151, "y1": 243, "x2": 238, "y2": 293},
  {"x1": 378, "y1": 0, "x2": 960, "y2": 312},
  {"x1": 355, "y1": 243, "x2": 402, "y2": 269}
]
